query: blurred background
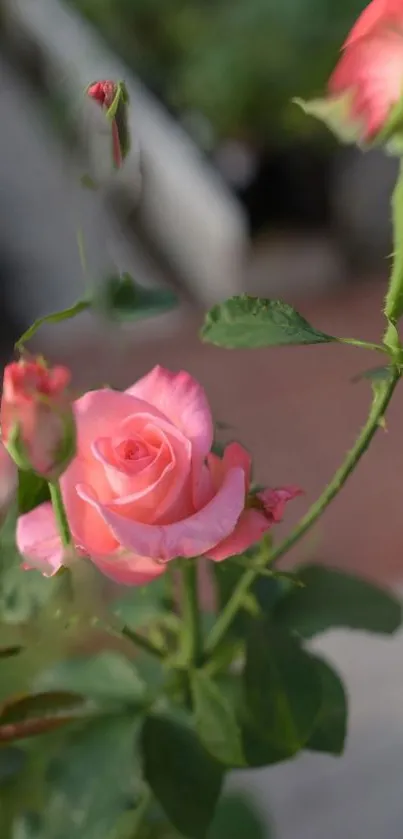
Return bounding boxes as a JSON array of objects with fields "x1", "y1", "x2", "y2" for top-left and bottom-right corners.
[{"x1": 1, "y1": 0, "x2": 403, "y2": 836}]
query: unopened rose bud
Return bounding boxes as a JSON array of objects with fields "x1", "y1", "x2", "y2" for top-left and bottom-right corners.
[
  {"x1": 0, "y1": 441, "x2": 18, "y2": 523},
  {"x1": 86, "y1": 80, "x2": 130, "y2": 169},
  {"x1": 250, "y1": 486, "x2": 302, "y2": 524},
  {"x1": 1, "y1": 359, "x2": 76, "y2": 481}
]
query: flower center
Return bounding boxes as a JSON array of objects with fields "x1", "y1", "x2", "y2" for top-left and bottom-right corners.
[{"x1": 116, "y1": 438, "x2": 149, "y2": 462}]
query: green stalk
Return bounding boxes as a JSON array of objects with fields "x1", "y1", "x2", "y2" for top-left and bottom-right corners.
[
  {"x1": 384, "y1": 159, "x2": 403, "y2": 352},
  {"x1": 337, "y1": 337, "x2": 389, "y2": 354},
  {"x1": 205, "y1": 367, "x2": 400, "y2": 655},
  {"x1": 181, "y1": 562, "x2": 202, "y2": 667},
  {"x1": 49, "y1": 481, "x2": 71, "y2": 547},
  {"x1": 121, "y1": 625, "x2": 165, "y2": 659}
]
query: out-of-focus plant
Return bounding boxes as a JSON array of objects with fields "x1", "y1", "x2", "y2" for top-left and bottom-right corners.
[
  {"x1": 68, "y1": 0, "x2": 366, "y2": 145},
  {"x1": 2, "y1": 3, "x2": 403, "y2": 833}
]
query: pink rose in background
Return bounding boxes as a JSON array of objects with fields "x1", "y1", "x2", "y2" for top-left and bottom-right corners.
[
  {"x1": 17, "y1": 366, "x2": 299, "y2": 585},
  {"x1": 329, "y1": 0, "x2": 403, "y2": 140},
  {"x1": 0, "y1": 442, "x2": 18, "y2": 523},
  {"x1": 1, "y1": 359, "x2": 75, "y2": 481}
]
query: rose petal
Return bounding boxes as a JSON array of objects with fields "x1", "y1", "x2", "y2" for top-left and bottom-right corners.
[
  {"x1": 92, "y1": 414, "x2": 192, "y2": 524},
  {"x1": 74, "y1": 388, "x2": 169, "y2": 454},
  {"x1": 92, "y1": 435, "x2": 154, "y2": 477},
  {"x1": 61, "y1": 457, "x2": 118, "y2": 555},
  {"x1": 90, "y1": 550, "x2": 166, "y2": 586},
  {"x1": 76, "y1": 466, "x2": 246, "y2": 561},
  {"x1": 208, "y1": 442, "x2": 251, "y2": 494},
  {"x1": 330, "y1": 28, "x2": 403, "y2": 138},
  {"x1": 92, "y1": 431, "x2": 173, "y2": 503},
  {"x1": 257, "y1": 485, "x2": 303, "y2": 524},
  {"x1": 128, "y1": 366, "x2": 214, "y2": 461},
  {"x1": 205, "y1": 508, "x2": 269, "y2": 562},
  {"x1": 17, "y1": 502, "x2": 64, "y2": 576},
  {"x1": 344, "y1": 0, "x2": 402, "y2": 47},
  {"x1": 116, "y1": 414, "x2": 192, "y2": 521}
]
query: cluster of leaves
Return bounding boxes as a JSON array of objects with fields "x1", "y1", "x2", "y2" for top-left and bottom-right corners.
[
  {"x1": 67, "y1": 0, "x2": 365, "y2": 144},
  {"x1": 0, "y1": 469, "x2": 401, "y2": 838}
]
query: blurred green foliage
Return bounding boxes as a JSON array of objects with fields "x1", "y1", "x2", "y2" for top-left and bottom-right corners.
[{"x1": 69, "y1": 0, "x2": 366, "y2": 143}]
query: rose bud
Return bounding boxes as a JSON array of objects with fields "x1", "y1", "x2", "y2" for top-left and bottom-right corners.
[
  {"x1": 255, "y1": 486, "x2": 303, "y2": 524},
  {"x1": 86, "y1": 80, "x2": 130, "y2": 169},
  {"x1": 1, "y1": 358, "x2": 76, "y2": 482},
  {"x1": 329, "y1": 0, "x2": 403, "y2": 143},
  {"x1": 296, "y1": 0, "x2": 403, "y2": 150}
]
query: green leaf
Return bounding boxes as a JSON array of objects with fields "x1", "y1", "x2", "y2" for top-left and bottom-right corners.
[
  {"x1": 213, "y1": 560, "x2": 259, "y2": 640},
  {"x1": 274, "y1": 565, "x2": 402, "y2": 638},
  {"x1": 142, "y1": 715, "x2": 224, "y2": 839},
  {"x1": 18, "y1": 471, "x2": 50, "y2": 515},
  {"x1": 241, "y1": 724, "x2": 296, "y2": 768},
  {"x1": 201, "y1": 296, "x2": 335, "y2": 349},
  {"x1": 44, "y1": 715, "x2": 142, "y2": 839},
  {"x1": 191, "y1": 672, "x2": 244, "y2": 767},
  {"x1": 207, "y1": 792, "x2": 267, "y2": 839},
  {"x1": 112, "y1": 576, "x2": 167, "y2": 629},
  {"x1": 294, "y1": 94, "x2": 363, "y2": 145},
  {"x1": 34, "y1": 651, "x2": 146, "y2": 705},
  {"x1": 243, "y1": 625, "x2": 322, "y2": 761},
  {"x1": 96, "y1": 273, "x2": 178, "y2": 322},
  {"x1": 351, "y1": 366, "x2": 393, "y2": 385},
  {"x1": 306, "y1": 657, "x2": 347, "y2": 756},
  {"x1": 0, "y1": 746, "x2": 26, "y2": 785},
  {"x1": 15, "y1": 300, "x2": 90, "y2": 350},
  {"x1": 113, "y1": 82, "x2": 131, "y2": 162}
]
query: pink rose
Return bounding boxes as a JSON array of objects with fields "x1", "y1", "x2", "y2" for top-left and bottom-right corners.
[
  {"x1": 1, "y1": 359, "x2": 75, "y2": 481},
  {"x1": 17, "y1": 366, "x2": 297, "y2": 585},
  {"x1": 329, "y1": 0, "x2": 403, "y2": 140}
]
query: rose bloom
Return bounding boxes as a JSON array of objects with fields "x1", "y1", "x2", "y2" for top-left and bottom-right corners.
[
  {"x1": 1, "y1": 359, "x2": 74, "y2": 481},
  {"x1": 329, "y1": 0, "x2": 403, "y2": 140},
  {"x1": 17, "y1": 366, "x2": 298, "y2": 585}
]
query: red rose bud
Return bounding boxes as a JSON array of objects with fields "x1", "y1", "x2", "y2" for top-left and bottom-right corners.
[
  {"x1": 87, "y1": 80, "x2": 130, "y2": 169},
  {"x1": 253, "y1": 486, "x2": 302, "y2": 524},
  {"x1": 0, "y1": 441, "x2": 18, "y2": 523},
  {"x1": 1, "y1": 359, "x2": 76, "y2": 481}
]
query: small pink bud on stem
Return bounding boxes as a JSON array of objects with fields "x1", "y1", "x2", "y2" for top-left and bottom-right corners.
[
  {"x1": 86, "y1": 80, "x2": 130, "y2": 169},
  {"x1": 1, "y1": 358, "x2": 76, "y2": 481}
]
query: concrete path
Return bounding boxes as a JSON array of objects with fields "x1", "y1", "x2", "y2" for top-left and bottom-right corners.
[{"x1": 232, "y1": 624, "x2": 403, "y2": 839}]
